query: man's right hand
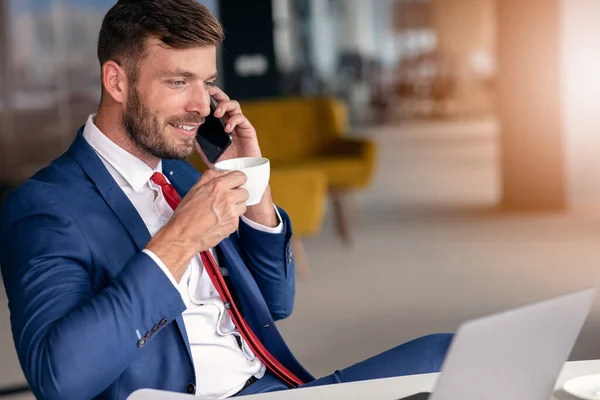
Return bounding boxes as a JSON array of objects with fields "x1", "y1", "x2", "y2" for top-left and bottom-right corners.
[{"x1": 145, "y1": 170, "x2": 249, "y2": 282}]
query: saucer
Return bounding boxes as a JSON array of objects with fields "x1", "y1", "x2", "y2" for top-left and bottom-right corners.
[{"x1": 563, "y1": 374, "x2": 600, "y2": 399}]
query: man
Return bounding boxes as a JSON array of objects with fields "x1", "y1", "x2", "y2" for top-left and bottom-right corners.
[{"x1": 0, "y1": 1, "x2": 452, "y2": 399}]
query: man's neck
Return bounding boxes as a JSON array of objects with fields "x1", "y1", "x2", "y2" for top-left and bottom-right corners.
[{"x1": 94, "y1": 106, "x2": 160, "y2": 170}]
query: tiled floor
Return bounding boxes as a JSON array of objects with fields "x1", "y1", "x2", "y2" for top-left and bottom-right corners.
[{"x1": 3, "y1": 118, "x2": 600, "y2": 396}]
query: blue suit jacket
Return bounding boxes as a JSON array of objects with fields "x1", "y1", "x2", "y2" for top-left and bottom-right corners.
[{"x1": 0, "y1": 130, "x2": 314, "y2": 400}]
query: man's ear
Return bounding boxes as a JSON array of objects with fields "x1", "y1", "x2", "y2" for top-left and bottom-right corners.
[{"x1": 101, "y1": 61, "x2": 129, "y2": 104}]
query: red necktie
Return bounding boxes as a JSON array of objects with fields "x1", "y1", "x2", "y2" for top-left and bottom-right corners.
[{"x1": 150, "y1": 172, "x2": 304, "y2": 388}]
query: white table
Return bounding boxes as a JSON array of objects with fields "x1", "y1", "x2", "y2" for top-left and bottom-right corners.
[{"x1": 127, "y1": 360, "x2": 600, "y2": 400}]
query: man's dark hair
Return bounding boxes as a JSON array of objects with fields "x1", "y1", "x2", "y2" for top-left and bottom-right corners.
[{"x1": 97, "y1": 0, "x2": 224, "y2": 83}]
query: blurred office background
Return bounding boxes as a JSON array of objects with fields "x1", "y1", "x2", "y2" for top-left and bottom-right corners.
[{"x1": 3, "y1": 0, "x2": 600, "y2": 397}]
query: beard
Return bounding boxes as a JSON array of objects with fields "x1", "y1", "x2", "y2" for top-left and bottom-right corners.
[{"x1": 122, "y1": 86, "x2": 203, "y2": 160}]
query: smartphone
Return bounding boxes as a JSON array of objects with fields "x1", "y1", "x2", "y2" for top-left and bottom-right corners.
[{"x1": 195, "y1": 96, "x2": 233, "y2": 164}]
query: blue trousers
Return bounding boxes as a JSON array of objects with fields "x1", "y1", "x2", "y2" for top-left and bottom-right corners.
[{"x1": 236, "y1": 333, "x2": 453, "y2": 396}]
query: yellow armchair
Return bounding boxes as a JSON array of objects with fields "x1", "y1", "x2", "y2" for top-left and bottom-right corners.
[
  {"x1": 268, "y1": 167, "x2": 327, "y2": 237},
  {"x1": 240, "y1": 96, "x2": 377, "y2": 245}
]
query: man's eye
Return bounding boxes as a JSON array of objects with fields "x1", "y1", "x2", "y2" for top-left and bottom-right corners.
[
  {"x1": 170, "y1": 80, "x2": 185, "y2": 88},
  {"x1": 205, "y1": 81, "x2": 216, "y2": 88}
]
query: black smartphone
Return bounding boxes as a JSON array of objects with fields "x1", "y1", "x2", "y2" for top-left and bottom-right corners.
[
  {"x1": 195, "y1": 96, "x2": 233, "y2": 164},
  {"x1": 396, "y1": 393, "x2": 431, "y2": 400}
]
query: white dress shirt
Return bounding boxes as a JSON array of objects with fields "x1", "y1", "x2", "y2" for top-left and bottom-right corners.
[{"x1": 82, "y1": 115, "x2": 281, "y2": 398}]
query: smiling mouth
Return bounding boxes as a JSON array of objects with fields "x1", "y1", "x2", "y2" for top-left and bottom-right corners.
[{"x1": 168, "y1": 123, "x2": 201, "y2": 132}]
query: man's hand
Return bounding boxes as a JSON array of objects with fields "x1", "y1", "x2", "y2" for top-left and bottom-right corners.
[
  {"x1": 194, "y1": 86, "x2": 262, "y2": 169},
  {"x1": 145, "y1": 170, "x2": 249, "y2": 282}
]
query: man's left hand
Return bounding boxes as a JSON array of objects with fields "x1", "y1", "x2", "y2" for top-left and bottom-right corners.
[{"x1": 194, "y1": 86, "x2": 261, "y2": 168}]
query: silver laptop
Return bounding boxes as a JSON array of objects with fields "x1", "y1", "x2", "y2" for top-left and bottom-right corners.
[{"x1": 402, "y1": 287, "x2": 597, "y2": 400}]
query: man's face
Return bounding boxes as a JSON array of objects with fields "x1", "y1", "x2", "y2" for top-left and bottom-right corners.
[{"x1": 123, "y1": 39, "x2": 217, "y2": 160}]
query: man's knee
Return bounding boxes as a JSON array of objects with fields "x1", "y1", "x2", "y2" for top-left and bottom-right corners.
[
  {"x1": 398, "y1": 333, "x2": 454, "y2": 373},
  {"x1": 312, "y1": 333, "x2": 455, "y2": 383},
  {"x1": 417, "y1": 333, "x2": 453, "y2": 368},
  {"x1": 417, "y1": 333, "x2": 454, "y2": 349}
]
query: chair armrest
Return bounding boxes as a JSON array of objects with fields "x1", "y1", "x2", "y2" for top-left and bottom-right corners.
[
  {"x1": 322, "y1": 137, "x2": 376, "y2": 159},
  {"x1": 270, "y1": 168, "x2": 328, "y2": 236}
]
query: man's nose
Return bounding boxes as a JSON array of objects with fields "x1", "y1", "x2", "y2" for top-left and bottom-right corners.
[{"x1": 186, "y1": 90, "x2": 211, "y2": 117}]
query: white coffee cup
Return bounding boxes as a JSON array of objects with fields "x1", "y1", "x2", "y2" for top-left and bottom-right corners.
[{"x1": 214, "y1": 157, "x2": 270, "y2": 206}]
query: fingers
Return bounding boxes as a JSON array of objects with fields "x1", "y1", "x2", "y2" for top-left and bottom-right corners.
[
  {"x1": 209, "y1": 86, "x2": 240, "y2": 120},
  {"x1": 221, "y1": 113, "x2": 247, "y2": 133},
  {"x1": 197, "y1": 169, "x2": 244, "y2": 186},
  {"x1": 208, "y1": 87, "x2": 254, "y2": 134},
  {"x1": 232, "y1": 202, "x2": 247, "y2": 218},
  {"x1": 192, "y1": 171, "x2": 247, "y2": 206},
  {"x1": 231, "y1": 187, "x2": 249, "y2": 205},
  {"x1": 220, "y1": 192, "x2": 247, "y2": 236},
  {"x1": 213, "y1": 171, "x2": 247, "y2": 191},
  {"x1": 213, "y1": 99, "x2": 241, "y2": 119},
  {"x1": 208, "y1": 86, "x2": 230, "y2": 104},
  {"x1": 197, "y1": 169, "x2": 228, "y2": 185}
]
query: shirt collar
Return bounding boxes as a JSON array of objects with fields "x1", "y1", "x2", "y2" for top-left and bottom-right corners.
[{"x1": 82, "y1": 114, "x2": 162, "y2": 192}]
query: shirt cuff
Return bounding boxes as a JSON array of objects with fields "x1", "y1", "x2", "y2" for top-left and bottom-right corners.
[
  {"x1": 240, "y1": 203, "x2": 284, "y2": 234},
  {"x1": 142, "y1": 249, "x2": 178, "y2": 288}
]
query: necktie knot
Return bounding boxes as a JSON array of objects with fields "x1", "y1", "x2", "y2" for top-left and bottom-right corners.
[
  {"x1": 150, "y1": 172, "x2": 180, "y2": 210},
  {"x1": 151, "y1": 172, "x2": 168, "y2": 188}
]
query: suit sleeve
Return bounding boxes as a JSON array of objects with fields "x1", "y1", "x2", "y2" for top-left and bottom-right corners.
[
  {"x1": 0, "y1": 186, "x2": 186, "y2": 400},
  {"x1": 237, "y1": 205, "x2": 296, "y2": 320}
]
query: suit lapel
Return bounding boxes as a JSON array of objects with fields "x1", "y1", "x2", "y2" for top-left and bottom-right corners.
[
  {"x1": 162, "y1": 159, "x2": 196, "y2": 196},
  {"x1": 69, "y1": 132, "x2": 194, "y2": 367},
  {"x1": 68, "y1": 129, "x2": 151, "y2": 251}
]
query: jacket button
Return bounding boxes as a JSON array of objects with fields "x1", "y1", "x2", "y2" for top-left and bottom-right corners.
[
  {"x1": 152, "y1": 325, "x2": 160, "y2": 334},
  {"x1": 185, "y1": 383, "x2": 195, "y2": 394},
  {"x1": 137, "y1": 338, "x2": 147, "y2": 348},
  {"x1": 159, "y1": 318, "x2": 168, "y2": 326}
]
